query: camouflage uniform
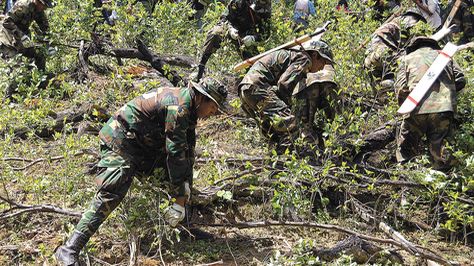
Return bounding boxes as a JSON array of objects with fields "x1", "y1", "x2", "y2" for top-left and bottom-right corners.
[
  {"x1": 239, "y1": 48, "x2": 312, "y2": 141},
  {"x1": 394, "y1": 42, "x2": 466, "y2": 168},
  {"x1": 364, "y1": 11, "x2": 425, "y2": 83},
  {"x1": 0, "y1": 0, "x2": 49, "y2": 66},
  {"x1": 0, "y1": 0, "x2": 49, "y2": 97},
  {"x1": 451, "y1": 0, "x2": 474, "y2": 44},
  {"x1": 196, "y1": 0, "x2": 271, "y2": 79},
  {"x1": 76, "y1": 86, "x2": 197, "y2": 237},
  {"x1": 292, "y1": 64, "x2": 337, "y2": 145}
]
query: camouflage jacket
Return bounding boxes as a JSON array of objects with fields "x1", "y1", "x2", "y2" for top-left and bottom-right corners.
[
  {"x1": 240, "y1": 49, "x2": 312, "y2": 104},
  {"x1": 0, "y1": 0, "x2": 49, "y2": 48},
  {"x1": 452, "y1": 0, "x2": 474, "y2": 43},
  {"x1": 99, "y1": 86, "x2": 197, "y2": 185},
  {"x1": 222, "y1": 0, "x2": 271, "y2": 40},
  {"x1": 394, "y1": 47, "x2": 466, "y2": 115},
  {"x1": 373, "y1": 14, "x2": 422, "y2": 50}
]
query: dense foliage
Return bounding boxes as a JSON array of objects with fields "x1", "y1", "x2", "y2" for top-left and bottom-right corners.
[{"x1": 0, "y1": 0, "x2": 472, "y2": 264}]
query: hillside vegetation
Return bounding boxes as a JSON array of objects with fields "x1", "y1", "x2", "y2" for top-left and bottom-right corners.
[{"x1": 0, "y1": 0, "x2": 473, "y2": 265}]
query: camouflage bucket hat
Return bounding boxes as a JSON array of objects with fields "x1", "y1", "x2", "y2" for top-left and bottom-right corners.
[
  {"x1": 302, "y1": 40, "x2": 334, "y2": 63},
  {"x1": 191, "y1": 77, "x2": 228, "y2": 108},
  {"x1": 406, "y1": 36, "x2": 440, "y2": 54}
]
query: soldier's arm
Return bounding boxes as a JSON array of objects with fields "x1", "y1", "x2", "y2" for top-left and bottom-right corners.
[
  {"x1": 255, "y1": 13, "x2": 271, "y2": 41},
  {"x1": 165, "y1": 105, "x2": 193, "y2": 197},
  {"x1": 277, "y1": 52, "x2": 312, "y2": 104},
  {"x1": 394, "y1": 58, "x2": 409, "y2": 105},
  {"x1": 3, "y1": 2, "x2": 31, "y2": 45},
  {"x1": 452, "y1": 61, "x2": 466, "y2": 91},
  {"x1": 35, "y1": 10, "x2": 50, "y2": 34}
]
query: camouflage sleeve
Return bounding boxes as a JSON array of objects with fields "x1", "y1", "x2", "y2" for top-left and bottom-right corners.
[
  {"x1": 277, "y1": 52, "x2": 312, "y2": 104},
  {"x1": 394, "y1": 58, "x2": 409, "y2": 105},
  {"x1": 452, "y1": 61, "x2": 466, "y2": 92},
  {"x1": 34, "y1": 11, "x2": 49, "y2": 33},
  {"x1": 3, "y1": 1, "x2": 32, "y2": 45},
  {"x1": 255, "y1": 14, "x2": 271, "y2": 41},
  {"x1": 165, "y1": 105, "x2": 193, "y2": 197}
]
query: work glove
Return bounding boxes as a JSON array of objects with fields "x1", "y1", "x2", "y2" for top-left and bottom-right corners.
[
  {"x1": 164, "y1": 203, "x2": 186, "y2": 227},
  {"x1": 20, "y1": 35, "x2": 33, "y2": 49},
  {"x1": 228, "y1": 26, "x2": 239, "y2": 40},
  {"x1": 241, "y1": 35, "x2": 256, "y2": 47}
]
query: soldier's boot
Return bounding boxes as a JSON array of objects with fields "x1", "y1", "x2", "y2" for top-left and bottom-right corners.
[{"x1": 54, "y1": 230, "x2": 90, "y2": 266}]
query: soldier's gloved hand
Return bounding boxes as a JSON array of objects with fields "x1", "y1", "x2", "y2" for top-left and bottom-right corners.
[
  {"x1": 229, "y1": 27, "x2": 239, "y2": 40},
  {"x1": 164, "y1": 203, "x2": 186, "y2": 227},
  {"x1": 242, "y1": 35, "x2": 256, "y2": 47},
  {"x1": 20, "y1": 35, "x2": 33, "y2": 49}
]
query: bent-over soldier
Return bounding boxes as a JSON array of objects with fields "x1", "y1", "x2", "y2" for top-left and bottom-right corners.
[
  {"x1": 238, "y1": 40, "x2": 329, "y2": 151},
  {"x1": 195, "y1": 0, "x2": 271, "y2": 81},
  {"x1": 55, "y1": 78, "x2": 228, "y2": 266},
  {"x1": 0, "y1": 0, "x2": 52, "y2": 97},
  {"x1": 364, "y1": 8, "x2": 427, "y2": 87},
  {"x1": 292, "y1": 42, "x2": 337, "y2": 147},
  {"x1": 450, "y1": 0, "x2": 474, "y2": 44},
  {"x1": 394, "y1": 37, "x2": 466, "y2": 169}
]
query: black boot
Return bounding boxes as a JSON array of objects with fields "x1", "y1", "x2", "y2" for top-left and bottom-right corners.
[{"x1": 55, "y1": 231, "x2": 90, "y2": 266}]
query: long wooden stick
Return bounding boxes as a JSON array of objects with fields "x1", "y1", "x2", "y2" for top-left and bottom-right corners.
[
  {"x1": 233, "y1": 21, "x2": 331, "y2": 72},
  {"x1": 442, "y1": 0, "x2": 463, "y2": 29}
]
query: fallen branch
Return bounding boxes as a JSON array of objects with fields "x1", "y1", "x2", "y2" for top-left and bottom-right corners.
[
  {"x1": 194, "y1": 220, "x2": 455, "y2": 265},
  {"x1": 5, "y1": 103, "x2": 108, "y2": 139},
  {"x1": 0, "y1": 194, "x2": 81, "y2": 220},
  {"x1": 1, "y1": 149, "x2": 98, "y2": 171}
]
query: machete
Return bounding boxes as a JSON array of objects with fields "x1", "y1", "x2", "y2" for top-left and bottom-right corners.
[{"x1": 233, "y1": 21, "x2": 331, "y2": 72}]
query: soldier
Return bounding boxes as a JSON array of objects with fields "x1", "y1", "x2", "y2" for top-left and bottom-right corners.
[
  {"x1": 194, "y1": 0, "x2": 271, "y2": 81},
  {"x1": 54, "y1": 78, "x2": 228, "y2": 266},
  {"x1": 238, "y1": 40, "x2": 330, "y2": 151},
  {"x1": 364, "y1": 8, "x2": 427, "y2": 87},
  {"x1": 371, "y1": 0, "x2": 401, "y2": 21},
  {"x1": 450, "y1": 0, "x2": 474, "y2": 44},
  {"x1": 413, "y1": 0, "x2": 442, "y2": 29},
  {"x1": 0, "y1": 0, "x2": 52, "y2": 98},
  {"x1": 292, "y1": 42, "x2": 337, "y2": 148},
  {"x1": 394, "y1": 37, "x2": 465, "y2": 170},
  {"x1": 292, "y1": 0, "x2": 316, "y2": 32}
]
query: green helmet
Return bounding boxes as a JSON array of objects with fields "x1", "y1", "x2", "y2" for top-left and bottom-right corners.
[
  {"x1": 302, "y1": 40, "x2": 334, "y2": 63},
  {"x1": 191, "y1": 77, "x2": 228, "y2": 108}
]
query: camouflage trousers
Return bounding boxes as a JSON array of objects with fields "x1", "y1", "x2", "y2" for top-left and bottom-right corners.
[
  {"x1": 75, "y1": 140, "x2": 168, "y2": 237},
  {"x1": 396, "y1": 112, "x2": 453, "y2": 168},
  {"x1": 199, "y1": 21, "x2": 257, "y2": 67},
  {"x1": 239, "y1": 84, "x2": 295, "y2": 142},
  {"x1": 458, "y1": 5, "x2": 474, "y2": 44},
  {"x1": 364, "y1": 36, "x2": 395, "y2": 82}
]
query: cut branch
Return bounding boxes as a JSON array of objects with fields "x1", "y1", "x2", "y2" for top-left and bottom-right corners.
[
  {"x1": 194, "y1": 221, "x2": 455, "y2": 265},
  {"x1": 0, "y1": 195, "x2": 81, "y2": 220}
]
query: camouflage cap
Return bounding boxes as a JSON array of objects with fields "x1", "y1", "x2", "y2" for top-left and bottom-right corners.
[
  {"x1": 38, "y1": 0, "x2": 53, "y2": 7},
  {"x1": 301, "y1": 40, "x2": 334, "y2": 63},
  {"x1": 191, "y1": 77, "x2": 228, "y2": 108},
  {"x1": 292, "y1": 65, "x2": 337, "y2": 95},
  {"x1": 406, "y1": 36, "x2": 440, "y2": 54}
]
